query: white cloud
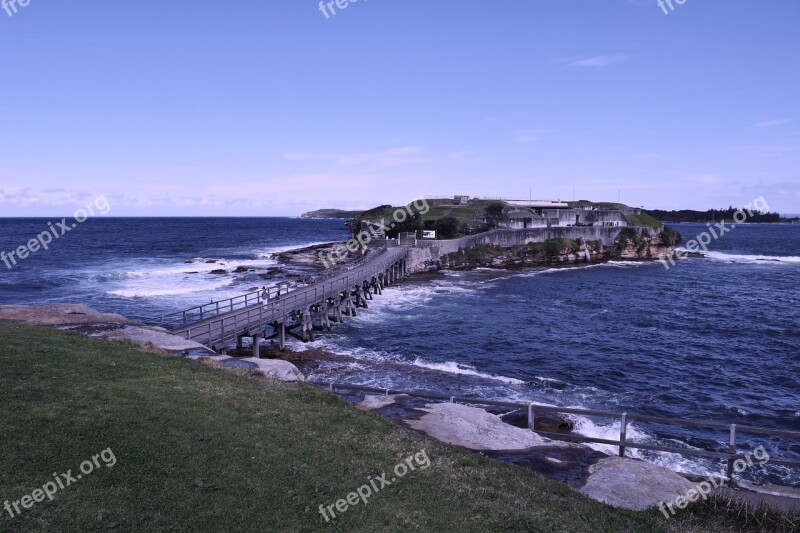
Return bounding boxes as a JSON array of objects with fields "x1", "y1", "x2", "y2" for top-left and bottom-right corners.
[
  {"x1": 756, "y1": 119, "x2": 790, "y2": 128},
  {"x1": 283, "y1": 146, "x2": 430, "y2": 168},
  {"x1": 566, "y1": 53, "x2": 629, "y2": 69}
]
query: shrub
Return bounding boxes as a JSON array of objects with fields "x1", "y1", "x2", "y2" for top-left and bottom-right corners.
[
  {"x1": 484, "y1": 202, "x2": 506, "y2": 226},
  {"x1": 660, "y1": 226, "x2": 682, "y2": 246},
  {"x1": 616, "y1": 227, "x2": 641, "y2": 247},
  {"x1": 543, "y1": 238, "x2": 578, "y2": 256},
  {"x1": 434, "y1": 216, "x2": 463, "y2": 239}
]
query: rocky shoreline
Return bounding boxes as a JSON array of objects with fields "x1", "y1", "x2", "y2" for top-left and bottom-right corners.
[
  {"x1": 415, "y1": 232, "x2": 678, "y2": 273},
  {"x1": 274, "y1": 230, "x2": 679, "y2": 275},
  {"x1": 2, "y1": 302, "x2": 795, "y2": 514}
]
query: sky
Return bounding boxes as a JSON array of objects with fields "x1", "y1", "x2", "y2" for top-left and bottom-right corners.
[{"x1": 0, "y1": 0, "x2": 798, "y2": 216}]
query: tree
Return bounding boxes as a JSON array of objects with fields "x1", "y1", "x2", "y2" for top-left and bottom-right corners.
[
  {"x1": 434, "y1": 216, "x2": 462, "y2": 239},
  {"x1": 485, "y1": 202, "x2": 506, "y2": 226}
]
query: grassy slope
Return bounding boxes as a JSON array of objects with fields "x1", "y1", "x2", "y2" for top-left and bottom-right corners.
[
  {"x1": 0, "y1": 325, "x2": 759, "y2": 532},
  {"x1": 625, "y1": 212, "x2": 663, "y2": 230}
]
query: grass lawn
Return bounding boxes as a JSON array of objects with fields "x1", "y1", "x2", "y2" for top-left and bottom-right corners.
[{"x1": 0, "y1": 324, "x2": 781, "y2": 531}]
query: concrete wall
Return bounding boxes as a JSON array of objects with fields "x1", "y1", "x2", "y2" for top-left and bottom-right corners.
[
  {"x1": 491, "y1": 208, "x2": 633, "y2": 229},
  {"x1": 539, "y1": 208, "x2": 629, "y2": 227}
]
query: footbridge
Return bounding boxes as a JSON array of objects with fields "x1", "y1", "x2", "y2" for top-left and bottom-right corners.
[{"x1": 159, "y1": 247, "x2": 410, "y2": 354}]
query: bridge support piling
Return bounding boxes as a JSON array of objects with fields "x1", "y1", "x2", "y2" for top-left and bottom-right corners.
[
  {"x1": 362, "y1": 281, "x2": 372, "y2": 301},
  {"x1": 318, "y1": 304, "x2": 332, "y2": 331},
  {"x1": 252, "y1": 334, "x2": 261, "y2": 358},
  {"x1": 301, "y1": 308, "x2": 314, "y2": 342},
  {"x1": 361, "y1": 285, "x2": 370, "y2": 307},
  {"x1": 279, "y1": 323, "x2": 286, "y2": 351}
]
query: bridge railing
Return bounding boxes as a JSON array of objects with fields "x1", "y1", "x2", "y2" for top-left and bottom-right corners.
[
  {"x1": 157, "y1": 246, "x2": 392, "y2": 330},
  {"x1": 175, "y1": 248, "x2": 408, "y2": 347},
  {"x1": 157, "y1": 283, "x2": 301, "y2": 329},
  {"x1": 312, "y1": 245, "x2": 389, "y2": 283},
  {"x1": 324, "y1": 383, "x2": 800, "y2": 481}
]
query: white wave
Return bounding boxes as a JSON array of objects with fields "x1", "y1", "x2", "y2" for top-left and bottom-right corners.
[
  {"x1": 704, "y1": 251, "x2": 800, "y2": 264},
  {"x1": 106, "y1": 276, "x2": 235, "y2": 298},
  {"x1": 411, "y1": 358, "x2": 525, "y2": 384},
  {"x1": 534, "y1": 376, "x2": 567, "y2": 384},
  {"x1": 329, "y1": 285, "x2": 445, "y2": 327},
  {"x1": 568, "y1": 414, "x2": 717, "y2": 477},
  {"x1": 514, "y1": 263, "x2": 608, "y2": 280},
  {"x1": 604, "y1": 261, "x2": 650, "y2": 268},
  {"x1": 86, "y1": 256, "x2": 281, "y2": 284},
  {"x1": 310, "y1": 338, "x2": 398, "y2": 363}
]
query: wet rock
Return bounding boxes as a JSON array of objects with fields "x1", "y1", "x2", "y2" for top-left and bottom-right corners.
[
  {"x1": 209, "y1": 269, "x2": 228, "y2": 275},
  {"x1": 579, "y1": 456, "x2": 697, "y2": 511},
  {"x1": 404, "y1": 402, "x2": 572, "y2": 451},
  {"x1": 357, "y1": 394, "x2": 401, "y2": 410},
  {"x1": 97, "y1": 326, "x2": 215, "y2": 355},
  {"x1": 0, "y1": 304, "x2": 131, "y2": 326},
  {"x1": 499, "y1": 409, "x2": 574, "y2": 433},
  {"x1": 212, "y1": 356, "x2": 305, "y2": 382}
]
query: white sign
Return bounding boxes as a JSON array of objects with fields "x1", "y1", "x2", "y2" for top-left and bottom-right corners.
[{"x1": 422, "y1": 230, "x2": 437, "y2": 239}]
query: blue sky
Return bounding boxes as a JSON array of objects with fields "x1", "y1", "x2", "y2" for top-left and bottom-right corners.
[{"x1": 1, "y1": 0, "x2": 798, "y2": 216}]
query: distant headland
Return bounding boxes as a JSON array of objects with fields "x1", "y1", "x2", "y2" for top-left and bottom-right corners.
[{"x1": 300, "y1": 208, "x2": 364, "y2": 219}]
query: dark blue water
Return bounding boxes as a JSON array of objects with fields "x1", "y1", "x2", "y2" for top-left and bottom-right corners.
[
  {"x1": 0, "y1": 217, "x2": 349, "y2": 321},
  {"x1": 308, "y1": 223, "x2": 800, "y2": 485},
  {"x1": 1, "y1": 218, "x2": 798, "y2": 485}
]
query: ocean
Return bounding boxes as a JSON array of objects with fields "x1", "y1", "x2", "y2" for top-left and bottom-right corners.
[{"x1": 1, "y1": 217, "x2": 798, "y2": 486}]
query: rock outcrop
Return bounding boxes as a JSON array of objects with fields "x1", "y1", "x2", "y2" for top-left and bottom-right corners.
[
  {"x1": 405, "y1": 402, "x2": 572, "y2": 451},
  {"x1": 410, "y1": 233, "x2": 676, "y2": 272},
  {"x1": 212, "y1": 356, "x2": 305, "y2": 382},
  {"x1": 0, "y1": 304, "x2": 131, "y2": 326},
  {"x1": 579, "y1": 456, "x2": 697, "y2": 511},
  {"x1": 357, "y1": 394, "x2": 401, "y2": 410},
  {"x1": 96, "y1": 326, "x2": 215, "y2": 355}
]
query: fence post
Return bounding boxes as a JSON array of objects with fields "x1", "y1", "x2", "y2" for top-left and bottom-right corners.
[
  {"x1": 619, "y1": 412, "x2": 628, "y2": 457},
  {"x1": 528, "y1": 403, "x2": 535, "y2": 431},
  {"x1": 726, "y1": 424, "x2": 737, "y2": 482}
]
